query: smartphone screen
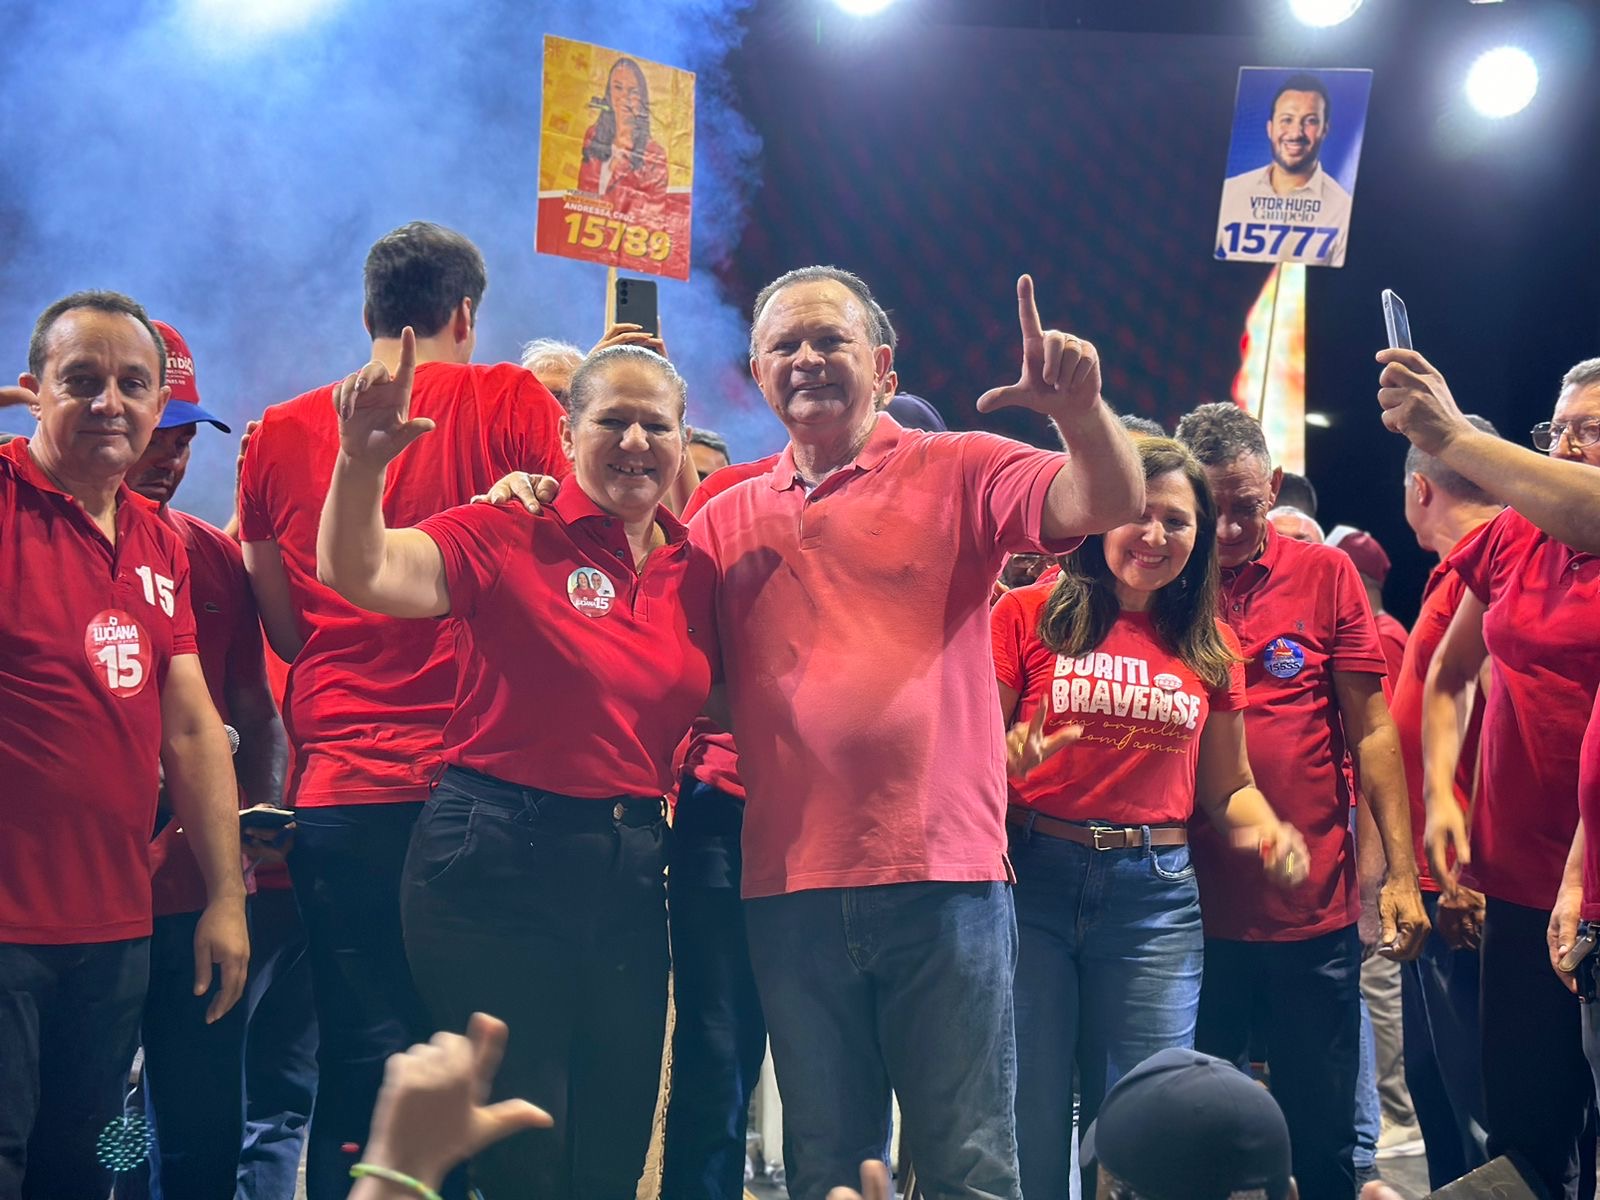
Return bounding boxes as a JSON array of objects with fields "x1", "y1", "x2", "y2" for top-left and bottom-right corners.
[
  {"x1": 1381, "y1": 289, "x2": 1413, "y2": 351},
  {"x1": 615, "y1": 276, "x2": 659, "y2": 337}
]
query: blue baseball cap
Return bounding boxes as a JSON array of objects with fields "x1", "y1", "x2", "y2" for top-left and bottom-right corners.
[{"x1": 151, "y1": 320, "x2": 231, "y2": 433}]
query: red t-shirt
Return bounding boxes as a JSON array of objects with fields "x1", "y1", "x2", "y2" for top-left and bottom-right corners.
[
  {"x1": 991, "y1": 589, "x2": 1247, "y2": 824},
  {"x1": 1579, "y1": 689, "x2": 1600, "y2": 920},
  {"x1": 1449, "y1": 507, "x2": 1600, "y2": 909},
  {"x1": 676, "y1": 454, "x2": 783, "y2": 803},
  {"x1": 419, "y1": 476, "x2": 718, "y2": 797},
  {"x1": 238, "y1": 361, "x2": 567, "y2": 807},
  {"x1": 1388, "y1": 539, "x2": 1490, "y2": 895},
  {"x1": 148, "y1": 509, "x2": 264, "y2": 917},
  {"x1": 1376, "y1": 612, "x2": 1408, "y2": 691},
  {"x1": 1192, "y1": 524, "x2": 1387, "y2": 942},
  {"x1": 691, "y1": 415, "x2": 1081, "y2": 899},
  {"x1": 0, "y1": 438, "x2": 198, "y2": 944}
]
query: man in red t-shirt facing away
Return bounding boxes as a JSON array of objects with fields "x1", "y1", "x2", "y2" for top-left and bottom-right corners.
[
  {"x1": 238, "y1": 222, "x2": 568, "y2": 1199},
  {"x1": 1174, "y1": 402, "x2": 1427, "y2": 1200},
  {"x1": 1382, "y1": 417, "x2": 1503, "y2": 1189},
  {"x1": 0, "y1": 293, "x2": 249, "y2": 1200},
  {"x1": 115, "y1": 321, "x2": 289, "y2": 1200}
]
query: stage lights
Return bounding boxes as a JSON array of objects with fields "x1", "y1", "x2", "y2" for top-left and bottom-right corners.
[
  {"x1": 833, "y1": 0, "x2": 896, "y2": 14},
  {"x1": 1287, "y1": 0, "x2": 1363, "y2": 28},
  {"x1": 1464, "y1": 46, "x2": 1539, "y2": 118}
]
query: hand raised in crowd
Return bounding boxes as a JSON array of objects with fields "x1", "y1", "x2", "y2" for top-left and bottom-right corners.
[
  {"x1": 1435, "y1": 885, "x2": 1486, "y2": 952},
  {"x1": 235, "y1": 417, "x2": 261, "y2": 483},
  {"x1": 1548, "y1": 877, "x2": 1587, "y2": 993},
  {"x1": 1375, "y1": 348, "x2": 1474, "y2": 456},
  {"x1": 593, "y1": 320, "x2": 667, "y2": 359},
  {"x1": 352, "y1": 1013, "x2": 552, "y2": 1198},
  {"x1": 332, "y1": 327, "x2": 436, "y2": 469},
  {"x1": 194, "y1": 896, "x2": 250, "y2": 1024},
  {"x1": 978, "y1": 275, "x2": 1103, "y2": 420},
  {"x1": 471, "y1": 471, "x2": 562, "y2": 512},
  {"x1": 826, "y1": 1159, "x2": 893, "y2": 1200},
  {"x1": 1376, "y1": 872, "x2": 1430, "y2": 962},
  {"x1": 1004, "y1": 704, "x2": 1082, "y2": 781},
  {"x1": 0, "y1": 383, "x2": 37, "y2": 408}
]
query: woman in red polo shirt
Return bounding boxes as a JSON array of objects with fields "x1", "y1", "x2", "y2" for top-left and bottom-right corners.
[
  {"x1": 318, "y1": 336, "x2": 716, "y2": 1200},
  {"x1": 991, "y1": 437, "x2": 1305, "y2": 1200}
]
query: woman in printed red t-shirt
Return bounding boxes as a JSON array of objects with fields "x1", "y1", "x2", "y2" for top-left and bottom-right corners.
[
  {"x1": 318, "y1": 338, "x2": 716, "y2": 1200},
  {"x1": 991, "y1": 437, "x2": 1306, "y2": 1200}
]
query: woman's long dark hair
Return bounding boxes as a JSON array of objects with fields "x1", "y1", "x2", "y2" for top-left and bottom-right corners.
[
  {"x1": 1038, "y1": 437, "x2": 1237, "y2": 691},
  {"x1": 584, "y1": 58, "x2": 652, "y2": 174}
]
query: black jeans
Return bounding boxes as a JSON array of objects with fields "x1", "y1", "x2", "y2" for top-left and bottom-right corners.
[
  {"x1": 1480, "y1": 897, "x2": 1596, "y2": 1200},
  {"x1": 127, "y1": 910, "x2": 247, "y2": 1200},
  {"x1": 402, "y1": 767, "x2": 670, "y2": 1200},
  {"x1": 1195, "y1": 925, "x2": 1361, "y2": 1200},
  {"x1": 0, "y1": 938, "x2": 149, "y2": 1200},
  {"x1": 289, "y1": 803, "x2": 432, "y2": 1200},
  {"x1": 661, "y1": 781, "x2": 766, "y2": 1200}
]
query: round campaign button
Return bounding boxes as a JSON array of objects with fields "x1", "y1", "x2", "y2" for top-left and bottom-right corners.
[
  {"x1": 1154, "y1": 672, "x2": 1183, "y2": 691},
  {"x1": 1263, "y1": 637, "x2": 1306, "y2": 679},
  {"x1": 83, "y1": 609, "x2": 153, "y2": 698},
  {"x1": 566, "y1": 568, "x2": 616, "y2": 618}
]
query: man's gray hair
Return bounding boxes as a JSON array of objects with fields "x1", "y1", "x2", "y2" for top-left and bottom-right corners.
[
  {"x1": 567, "y1": 345, "x2": 687, "y2": 427},
  {"x1": 1560, "y1": 357, "x2": 1600, "y2": 399},
  {"x1": 1403, "y1": 414, "x2": 1499, "y2": 503},
  {"x1": 689, "y1": 427, "x2": 729, "y2": 457},
  {"x1": 749, "y1": 265, "x2": 897, "y2": 358},
  {"x1": 520, "y1": 337, "x2": 584, "y2": 377},
  {"x1": 1174, "y1": 402, "x2": 1271, "y2": 468}
]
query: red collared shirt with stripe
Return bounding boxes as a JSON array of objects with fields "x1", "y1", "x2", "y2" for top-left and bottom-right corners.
[
  {"x1": 0, "y1": 437, "x2": 198, "y2": 944},
  {"x1": 418, "y1": 475, "x2": 719, "y2": 797}
]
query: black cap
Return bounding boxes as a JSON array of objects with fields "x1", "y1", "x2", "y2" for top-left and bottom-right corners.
[{"x1": 1080, "y1": 1048, "x2": 1293, "y2": 1200}]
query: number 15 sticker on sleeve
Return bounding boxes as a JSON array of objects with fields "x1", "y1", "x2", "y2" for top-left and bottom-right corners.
[{"x1": 84, "y1": 610, "x2": 152, "y2": 698}]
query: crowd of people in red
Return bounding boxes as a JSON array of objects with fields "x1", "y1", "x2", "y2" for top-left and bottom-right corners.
[{"x1": 3, "y1": 219, "x2": 1600, "y2": 1200}]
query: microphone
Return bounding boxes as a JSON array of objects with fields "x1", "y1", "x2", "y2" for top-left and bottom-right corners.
[{"x1": 224, "y1": 724, "x2": 240, "y2": 755}]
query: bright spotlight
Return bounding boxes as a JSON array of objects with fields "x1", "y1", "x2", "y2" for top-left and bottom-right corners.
[
  {"x1": 182, "y1": 0, "x2": 345, "y2": 47},
  {"x1": 1464, "y1": 46, "x2": 1540, "y2": 118},
  {"x1": 1287, "y1": 0, "x2": 1363, "y2": 28},
  {"x1": 834, "y1": 0, "x2": 896, "y2": 14}
]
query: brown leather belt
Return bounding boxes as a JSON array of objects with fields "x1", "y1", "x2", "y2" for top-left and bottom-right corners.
[{"x1": 1006, "y1": 806, "x2": 1187, "y2": 850}]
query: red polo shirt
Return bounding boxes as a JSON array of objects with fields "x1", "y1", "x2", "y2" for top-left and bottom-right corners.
[
  {"x1": 238, "y1": 361, "x2": 567, "y2": 807},
  {"x1": 1449, "y1": 507, "x2": 1600, "y2": 910},
  {"x1": 1580, "y1": 691, "x2": 1600, "y2": 920},
  {"x1": 690, "y1": 414, "x2": 1080, "y2": 899},
  {"x1": 1388, "y1": 531, "x2": 1492, "y2": 895},
  {"x1": 0, "y1": 438, "x2": 198, "y2": 944},
  {"x1": 1192, "y1": 524, "x2": 1387, "y2": 942},
  {"x1": 419, "y1": 475, "x2": 718, "y2": 797},
  {"x1": 148, "y1": 508, "x2": 265, "y2": 917},
  {"x1": 1376, "y1": 612, "x2": 1408, "y2": 690},
  {"x1": 677, "y1": 453, "x2": 783, "y2": 803},
  {"x1": 992, "y1": 589, "x2": 1247, "y2": 824}
]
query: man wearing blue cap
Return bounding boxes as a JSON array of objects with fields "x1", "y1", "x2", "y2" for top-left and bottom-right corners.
[{"x1": 118, "y1": 320, "x2": 292, "y2": 1200}]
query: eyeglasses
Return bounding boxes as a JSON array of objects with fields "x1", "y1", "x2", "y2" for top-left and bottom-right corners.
[{"x1": 1531, "y1": 420, "x2": 1600, "y2": 452}]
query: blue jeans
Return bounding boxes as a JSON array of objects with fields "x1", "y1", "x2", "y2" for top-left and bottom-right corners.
[
  {"x1": 289, "y1": 803, "x2": 432, "y2": 1200},
  {"x1": 744, "y1": 881, "x2": 1021, "y2": 1200},
  {"x1": 1354, "y1": 994, "x2": 1379, "y2": 1171},
  {"x1": 661, "y1": 782, "x2": 766, "y2": 1200},
  {"x1": 1195, "y1": 925, "x2": 1362, "y2": 1200},
  {"x1": 1007, "y1": 822, "x2": 1202, "y2": 1200},
  {"x1": 237, "y1": 887, "x2": 318, "y2": 1200},
  {"x1": 1399, "y1": 892, "x2": 1486, "y2": 1191}
]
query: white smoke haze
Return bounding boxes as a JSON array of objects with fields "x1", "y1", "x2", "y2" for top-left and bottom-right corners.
[{"x1": 0, "y1": 0, "x2": 771, "y2": 526}]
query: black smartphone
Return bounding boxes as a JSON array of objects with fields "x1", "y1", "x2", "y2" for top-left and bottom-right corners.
[
  {"x1": 239, "y1": 804, "x2": 296, "y2": 832},
  {"x1": 615, "y1": 276, "x2": 659, "y2": 338},
  {"x1": 1381, "y1": 289, "x2": 1413, "y2": 351}
]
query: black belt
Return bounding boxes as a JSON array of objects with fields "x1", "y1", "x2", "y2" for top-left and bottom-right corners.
[
  {"x1": 436, "y1": 765, "x2": 664, "y2": 828},
  {"x1": 1006, "y1": 806, "x2": 1187, "y2": 850}
]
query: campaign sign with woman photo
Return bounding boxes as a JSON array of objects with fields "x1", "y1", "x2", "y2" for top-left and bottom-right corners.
[{"x1": 536, "y1": 34, "x2": 695, "y2": 280}]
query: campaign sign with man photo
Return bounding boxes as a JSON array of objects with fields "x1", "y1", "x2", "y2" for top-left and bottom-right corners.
[
  {"x1": 1215, "y1": 67, "x2": 1373, "y2": 269},
  {"x1": 536, "y1": 34, "x2": 695, "y2": 280}
]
